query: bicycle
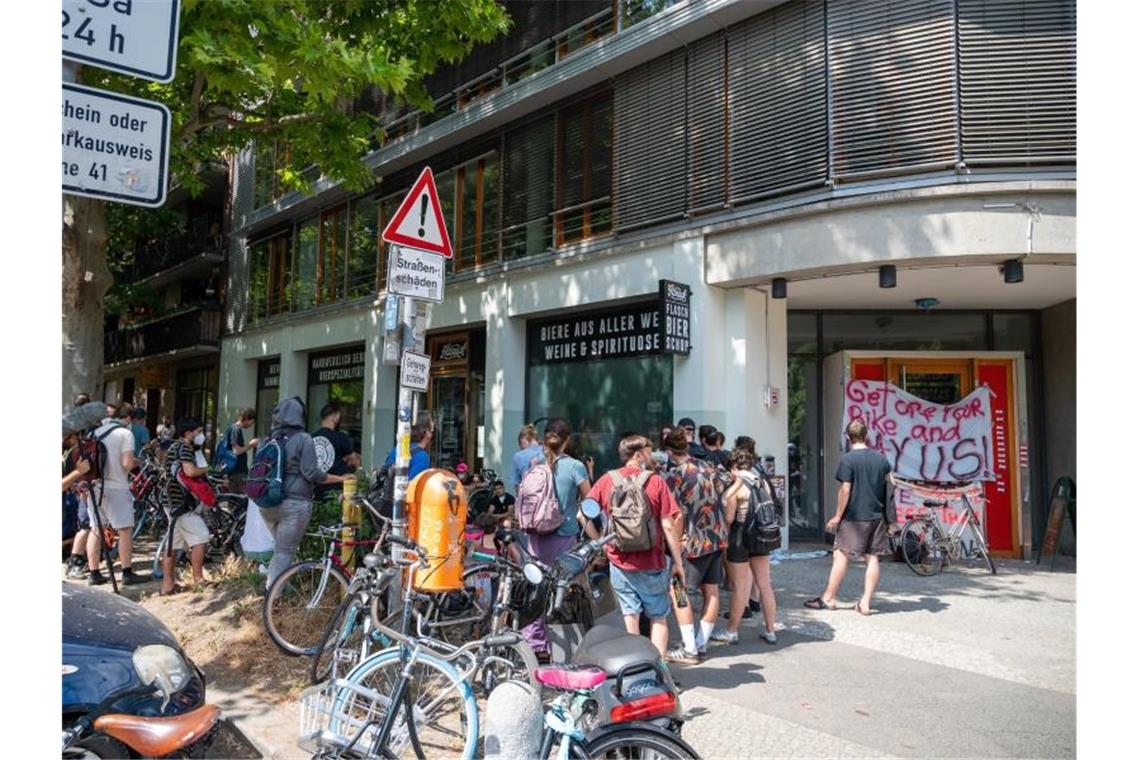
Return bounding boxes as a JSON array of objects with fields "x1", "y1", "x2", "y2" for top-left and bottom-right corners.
[
  {"x1": 300, "y1": 535, "x2": 537, "y2": 760},
  {"x1": 150, "y1": 476, "x2": 248, "y2": 580},
  {"x1": 264, "y1": 496, "x2": 390, "y2": 657},
  {"x1": 899, "y1": 492, "x2": 997, "y2": 576}
]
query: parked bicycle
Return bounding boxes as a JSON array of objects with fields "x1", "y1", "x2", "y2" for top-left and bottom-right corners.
[
  {"x1": 151, "y1": 476, "x2": 248, "y2": 580},
  {"x1": 899, "y1": 493, "x2": 997, "y2": 576}
]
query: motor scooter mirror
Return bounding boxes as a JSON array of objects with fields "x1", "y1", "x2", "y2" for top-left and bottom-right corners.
[{"x1": 580, "y1": 498, "x2": 602, "y2": 520}]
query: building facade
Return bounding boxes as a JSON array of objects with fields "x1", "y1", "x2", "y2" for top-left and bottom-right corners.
[{"x1": 220, "y1": 0, "x2": 1076, "y2": 556}]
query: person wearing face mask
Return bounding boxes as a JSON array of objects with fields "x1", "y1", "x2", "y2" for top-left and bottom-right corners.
[
  {"x1": 585, "y1": 434, "x2": 686, "y2": 658},
  {"x1": 159, "y1": 419, "x2": 213, "y2": 595},
  {"x1": 311, "y1": 401, "x2": 357, "y2": 501}
]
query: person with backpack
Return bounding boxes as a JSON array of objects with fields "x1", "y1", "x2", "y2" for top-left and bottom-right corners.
[
  {"x1": 511, "y1": 424, "x2": 543, "y2": 493},
  {"x1": 215, "y1": 408, "x2": 259, "y2": 494},
  {"x1": 251, "y1": 397, "x2": 348, "y2": 585},
  {"x1": 160, "y1": 419, "x2": 213, "y2": 595},
  {"x1": 515, "y1": 418, "x2": 592, "y2": 661},
  {"x1": 586, "y1": 434, "x2": 686, "y2": 658},
  {"x1": 711, "y1": 446, "x2": 781, "y2": 644},
  {"x1": 660, "y1": 428, "x2": 733, "y2": 663},
  {"x1": 85, "y1": 403, "x2": 146, "y2": 586}
]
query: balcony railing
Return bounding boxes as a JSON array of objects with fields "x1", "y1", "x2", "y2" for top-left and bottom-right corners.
[
  {"x1": 126, "y1": 213, "x2": 225, "y2": 283},
  {"x1": 104, "y1": 305, "x2": 222, "y2": 366}
]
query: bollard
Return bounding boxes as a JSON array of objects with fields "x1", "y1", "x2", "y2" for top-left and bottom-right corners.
[
  {"x1": 340, "y1": 476, "x2": 359, "y2": 569},
  {"x1": 484, "y1": 679, "x2": 542, "y2": 760}
]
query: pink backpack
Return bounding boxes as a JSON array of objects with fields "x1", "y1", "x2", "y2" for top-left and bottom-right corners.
[{"x1": 516, "y1": 456, "x2": 564, "y2": 534}]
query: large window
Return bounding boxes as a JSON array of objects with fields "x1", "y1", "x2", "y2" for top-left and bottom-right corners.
[
  {"x1": 452, "y1": 152, "x2": 500, "y2": 271},
  {"x1": 348, "y1": 195, "x2": 380, "y2": 298},
  {"x1": 556, "y1": 93, "x2": 612, "y2": 245},
  {"x1": 249, "y1": 231, "x2": 292, "y2": 321},
  {"x1": 503, "y1": 116, "x2": 555, "y2": 260},
  {"x1": 306, "y1": 346, "x2": 365, "y2": 453},
  {"x1": 252, "y1": 141, "x2": 290, "y2": 209},
  {"x1": 294, "y1": 216, "x2": 319, "y2": 309},
  {"x1": 318, "y1": 206, "x2": 348, "y2": 304}
]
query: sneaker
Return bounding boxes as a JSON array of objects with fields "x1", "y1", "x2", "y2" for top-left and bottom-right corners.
[
  {"x1": 749, "y1": 600, "x2": 762, "y2": 613},
  {"x1": 666, "y1": 646, "x2": 700, "y2": 665},
  {"x1": 709, "y1": 628, "x2": 739, "y2": 644},
  {"x1": 122, "y1": 569, "x2": 149, "y2": 586},
  {"x1": 761, "y1": 630, "x2": 777, "y2": 645},
  {"x1": 88, "y1": 570, "x2": 108, "y2": 586},
  {"x1": 66, "y1": 557, "x2": 87, "y2": 578}
]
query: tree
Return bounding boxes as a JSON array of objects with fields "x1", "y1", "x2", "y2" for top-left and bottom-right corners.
[{"x1": 63, "y1": 0, "x2": 511, "y2": 405}]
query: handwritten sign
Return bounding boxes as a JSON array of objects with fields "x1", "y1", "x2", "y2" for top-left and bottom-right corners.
[
  {"x1": 845, "y1": 379, "x2": 994, "y2": 482},
  {"x1": 893, "y1": 480, "x2": 987, "y2": 555}
]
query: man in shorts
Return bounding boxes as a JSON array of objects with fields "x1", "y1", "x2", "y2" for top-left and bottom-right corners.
[
  {"x1": 661, "y1": 428, "x2": 732, "y2": 663},
  {"x1": 587, "y1": 434, "x2": 686, "y2": 658},
  {"x1": 805, "y1": 418, "x2": 893, "y2": 615},
  {"x1": 87, "y1": 404, "x2": 146, "y2": 586},
  {"x1": 161, "y1": 419, "x2": 213, "y2": 595}
]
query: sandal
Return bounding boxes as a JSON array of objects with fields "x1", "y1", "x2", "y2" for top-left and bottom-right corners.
[
  {"x1": 803, "y1": 597, "x2": 838, "y2": 610},
  {"x1": 853, "y1": 601, "x2": 873, "y2": 616}
]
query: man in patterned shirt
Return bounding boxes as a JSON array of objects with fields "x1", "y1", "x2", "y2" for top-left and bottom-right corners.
[{"x1": 661, "y1": 428, "x2": 732, "y2": 663}]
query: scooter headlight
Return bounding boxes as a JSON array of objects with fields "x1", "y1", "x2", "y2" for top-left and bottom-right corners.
[{"x1": 132, "y1": 644, "x2": 191, "y2": 693}]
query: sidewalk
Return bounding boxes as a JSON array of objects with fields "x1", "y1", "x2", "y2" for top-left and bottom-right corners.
[{"x1": 669, "y1": 545, "x2": 1076, "y2": 758}]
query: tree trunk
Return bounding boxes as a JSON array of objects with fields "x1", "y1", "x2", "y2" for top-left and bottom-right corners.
[{"x1": 62, "y1": 194, "x2": 111, "y2": 407}]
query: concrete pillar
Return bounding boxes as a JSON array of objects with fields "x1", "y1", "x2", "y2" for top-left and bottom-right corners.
[
  {"x1": 723, "y1": 287, "x2": 789, "y2": 547},
  {"x1": 217, "y1": 339, "x2": 259, "y2": 427},
  {"x1": 671, "y1": 237, "x2": 727, "y2": 432},
  {"x1": 373, "y1": 363, "x2": 399, "y2": 467},
  {"x1": 484, "y1": 283, "x2": 526, "y2": 479},
  {"x1": 278, "y1": 329, "x2": 307, "y2": 401}
]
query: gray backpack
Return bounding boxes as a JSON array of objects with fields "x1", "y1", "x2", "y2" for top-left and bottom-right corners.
[{"x1": 607, "y1": 470, "x2": 656, "y2": 553}]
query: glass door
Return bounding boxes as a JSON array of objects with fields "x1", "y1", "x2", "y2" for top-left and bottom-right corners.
[
  {"x1": 429, "y1": 373, "x2": 468, "y2": 472},
  {"x1": 888, "y1": 358, "x2": 973, "y2": 402}
]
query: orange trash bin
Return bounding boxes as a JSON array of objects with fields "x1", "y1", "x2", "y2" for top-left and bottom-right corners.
[{"x1": 406, "y1": 469, "x2": 467, "y2": 592}]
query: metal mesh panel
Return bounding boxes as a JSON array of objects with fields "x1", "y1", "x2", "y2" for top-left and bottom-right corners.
[
  {"x1": 687, "y1": 32, "x2": 727, "y2": 214},
  {"x1": 828, "y1": 0, "x2": 958, "y2": 180},
  {"x1": 727, "y1": 1, "x2": 828, "y2": 203},
  {"x1": 958, "y1": 0, "x2": 1076, "y2": 164},
  {"x1": 502, "y1": 115, "x2": 555, "y2": 260},
  {"x1": 614, "y1": 48, "x2": 687, "y2": 231}
]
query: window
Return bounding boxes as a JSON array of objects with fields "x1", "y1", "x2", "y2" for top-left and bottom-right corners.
[
  {"x1": 318, "y1": 205, "x2": 348, "y2": 304},
  {"x1": 377, "y1": 188, "x2": 410, "y2": 289},
  {"x1": 248, "y1": 231, "x2": 292, "y2": 321},
  {"x1": 556, "y1": 93, "x2": 612, "y2": 246},
  {"x1": 502, "y1": 116, "x2": 555, "y2": 260},
  {"x1": 252, "y1": 141, "x2": 291, "y2": 209},
  {"x1": 294, "y1": 216, "x2": 319, "y2": 309},
  {"x1": 452, "y1": 152, "x2": 500, "y2": 271},
  {"x1": 347, "y1": 195, "x2": 380, "y2": 298}
]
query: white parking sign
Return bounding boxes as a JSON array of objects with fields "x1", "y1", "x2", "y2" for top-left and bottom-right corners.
[{"x1": 62, "y1": 0, "x2": 181, "y2": 83}]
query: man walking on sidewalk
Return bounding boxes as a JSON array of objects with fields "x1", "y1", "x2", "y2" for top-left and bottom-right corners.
[
  {"x1": 805, "y1": 418, "x2": 893, "y2": 615},
  {"x1": 587, "y1": 434, "x2": 687, "y2": 658}
]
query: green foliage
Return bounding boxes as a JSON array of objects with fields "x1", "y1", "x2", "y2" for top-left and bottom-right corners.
[{"x1": 80, "y1": 0, "x2": 513, "y2": 197}]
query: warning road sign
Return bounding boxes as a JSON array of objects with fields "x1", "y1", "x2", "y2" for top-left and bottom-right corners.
[{"x1": 381, "y1": 167, "x2": 454, "y2": 258}]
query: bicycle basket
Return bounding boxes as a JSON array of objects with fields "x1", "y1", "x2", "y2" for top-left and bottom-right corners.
[{"x1": 298, "y1": 679, "x2": 404, "y2": 757}]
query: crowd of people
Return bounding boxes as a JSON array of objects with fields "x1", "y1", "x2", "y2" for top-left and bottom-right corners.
[{"x1": 63, "y1": 392, "x2": 895, "y2": 670}]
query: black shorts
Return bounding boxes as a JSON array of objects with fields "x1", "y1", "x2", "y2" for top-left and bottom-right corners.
[
  {"x1": 682, "y1": 550, "x2": 724, "y2": 596},
  {"x1": 834, "y1": 519, "x2": 891, "y2": 558},
  {"x1": 726, "y1": 522, "x2": 772, "y2": 562}
]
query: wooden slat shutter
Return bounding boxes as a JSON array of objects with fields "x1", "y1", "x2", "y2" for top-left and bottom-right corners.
[
  {"x1": 502, "y1": 115, "x2": 555, "y2": 260},
  {"x1": 687, "y1": 32, "x2": 727, "y2": 215}
]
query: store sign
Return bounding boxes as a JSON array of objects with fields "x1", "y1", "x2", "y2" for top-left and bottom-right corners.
[
  {"x1": 400, "y1": 350, "x2": 431, "y2": 392},
  {"x1": 529, "y1": 302, "x2": 663, "y2": 365},
  {"x1": 433, "y1": 337, "x2": 468, "y2": 365},
  {"x1": 844, "y1": 379, "x2": 994, "y2": 482},
  {"x1": 659, "y1": 280, "x2": 691, "y2": 355},
  {"x1": 308, "y1": 347, "x2": 364, "y2": 385},
  {"x1": 387, "y1": 244, "x2": 445, "y2": 303},
  {"x1": 257, "y1": 358, "x2": 280, "y2": 390}
]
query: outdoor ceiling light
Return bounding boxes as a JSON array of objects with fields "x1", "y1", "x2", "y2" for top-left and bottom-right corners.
[
  {"x1": 1002, "y1": 259, "x2": 1024, "y2": 284},
  {"x1": 771, "y1": 278, "x2": 787, "y2": 299},
  {"x1": 879, "y1": 264, "x2": 897, "y2": 289}
]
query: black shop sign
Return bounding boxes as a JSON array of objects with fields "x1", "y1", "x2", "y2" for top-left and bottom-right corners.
[
  {"x1": 257, "y1": 358, "x2": 280, "y2": 390},
  {"x1": 528, "y1": 281, "x2": 694, "y2": 366},
  {"x1": 308, "y1": 346, "x2": 365, "y2": 385}
]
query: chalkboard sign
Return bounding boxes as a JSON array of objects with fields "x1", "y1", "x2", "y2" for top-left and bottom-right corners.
[
  {"x1": 659, "y1": 279, "x2": 691, "y2": 355},
  {"x1": 1037, "y1": 476, "x2": 1076, "y2": 570}
]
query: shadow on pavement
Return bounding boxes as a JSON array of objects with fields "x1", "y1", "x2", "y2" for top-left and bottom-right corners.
[{"x1": 211, "y1": 719, "x2": 263, "y2": 759}]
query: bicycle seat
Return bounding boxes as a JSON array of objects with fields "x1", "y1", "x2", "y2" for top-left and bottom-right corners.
[
  {"x1": 533, "y1": 665, "x2": 606, "y2": 691},
  {"x1": 923, "y1": 499, "x2": 947, "y2": 508}
]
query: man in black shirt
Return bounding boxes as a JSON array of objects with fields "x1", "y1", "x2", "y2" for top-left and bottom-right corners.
[
  {"x1": 805, "y1": 418, "x2": 893, "y2": 615},
  {"x1": 312, "y1": 402, "x2": 358, "y2": 500}
]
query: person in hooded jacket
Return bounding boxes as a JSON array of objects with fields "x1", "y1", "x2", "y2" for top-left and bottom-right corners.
[{"x1": 261, "y1": 397, "x2": 347, "y2": 585}]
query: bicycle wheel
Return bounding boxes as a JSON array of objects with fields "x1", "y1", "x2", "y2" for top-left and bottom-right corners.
[
  {"x1": 476, "y1": 639, "x2": 539, "y2": 697},
  {"x1": 203, "y1": 506, "x2": 235, "y2": 561},
  {"x1": 971, "y1": 523, "x2": 997, "y2": 575},
  {"x1": 579, "y1": 724, "x2": 700, "y2": 759},
  {"x1": 263, "y1": 560, "x2": 350, "y2": 656},
  {"x1": 335, "y1": 647, "x2": 479, "y2": 760},
  {"x1": 311, "y1": 593, "x2": 384, "y2": 685},
  {"x1": 900, "y1": 519, "x2": 944, "y2": 576}
]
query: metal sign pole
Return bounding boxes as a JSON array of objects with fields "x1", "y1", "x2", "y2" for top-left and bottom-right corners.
[{"x1": 390, "y1": 294, "x2": 418, "y2": 540}]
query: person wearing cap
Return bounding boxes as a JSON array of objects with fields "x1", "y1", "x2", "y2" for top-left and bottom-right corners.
[
  {"x1": 456, "y1": 461, "x2": 473, "y2": 486},
  {"x1": 129, "y1": 408, "x2": 151, "y2": 457},
  {"x1": 676, "y1": 418, "x2": 708, "y2": 461}
]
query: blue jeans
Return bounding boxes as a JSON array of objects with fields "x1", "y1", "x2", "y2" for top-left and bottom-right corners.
[{"x1": 609, "y1": 564, "x2": 671, "y2": 620}]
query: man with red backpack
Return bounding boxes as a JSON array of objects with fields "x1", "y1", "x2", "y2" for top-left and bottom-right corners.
[
  {"x1": 515, "y1": 418, "x2": 592, "y2": 661},
  {"x1": 586, "y1": 434, "x2": 686, "y2": 658}
]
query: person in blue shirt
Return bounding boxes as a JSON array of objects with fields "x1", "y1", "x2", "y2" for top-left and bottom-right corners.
[
  {"x1": 383, "y1": 411, "x2": 434, "y2": 479},
  {"x1": 511, "y1": 423, "x2": 543, "y2": 493},
  {"x1": 129, "y1": 408, "x2": 150, "y2": 457}
]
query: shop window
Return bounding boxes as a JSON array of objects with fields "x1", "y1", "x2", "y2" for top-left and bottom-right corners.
[
  {"x1": 556, "y1": 93, "x2": 612, "y2": 246},
  {"x1": 993, "y1": 313, "x2": 1035, "y2": 353},
  {"x1": 294, "y1": 216, "x2": 319, "y2": 309},
  {"x1": 249, "y1": 231, "x2": 292, "y2": 321},
  {"x1": 820, "y1": 313, "x2": 987, "y2": 355},
  {"x1": 347, "y1": 196, "x2": 380, "y2": 298},
  {"x1": 318, "y1": 206, "x2": 348, "y2": 304},
  {"x1": 786, "y1": 313, "x2": 821, "y2": 539},
  {"x1": 255, "y1": 358, "x2": 281, "y2": 440},
  {"x1": 306, "y1": 346, "x2": 365, "y2": 453}
]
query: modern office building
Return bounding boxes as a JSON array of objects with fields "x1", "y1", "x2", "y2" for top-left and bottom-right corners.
[{"x1": 220, "y1": 0, "x2": 1076, "y2": 556}]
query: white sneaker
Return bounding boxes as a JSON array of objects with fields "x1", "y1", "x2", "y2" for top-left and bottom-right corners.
[
  {"x1": 761, "y1": 630, "x2": 777, "y2": 644},
  {"x1": 709, "y1": 628, "x2": 739, "y2": 644}
]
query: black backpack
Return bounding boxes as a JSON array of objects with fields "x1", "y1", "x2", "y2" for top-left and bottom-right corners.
[
  {"x1": 742, "y1": 474, "x2": 781, "y2": 552},
  {"x1": 369, "y1": 462, "x2": 397, "y2": 522}
]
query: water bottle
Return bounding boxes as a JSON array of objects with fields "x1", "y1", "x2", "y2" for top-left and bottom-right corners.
[{"x1": 671, "y1": 576, "x2": 688, "y2": 608}]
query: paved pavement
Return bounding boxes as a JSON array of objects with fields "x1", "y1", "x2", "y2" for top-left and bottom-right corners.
[
  {"x1": 205, "y1": 543, "x2": 1075, "y2": 758},
  {"x1": 663, "y1": 545, "x2": 1076, "y2": 759}
]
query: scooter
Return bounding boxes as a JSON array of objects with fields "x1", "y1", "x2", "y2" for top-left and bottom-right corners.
[{"x1": 518, "y1": 499, "x2": 686, "y2": 736}]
